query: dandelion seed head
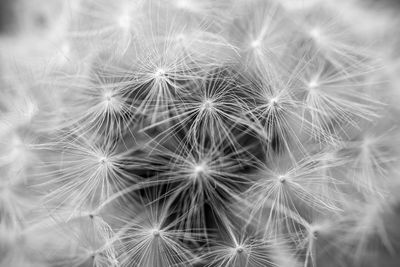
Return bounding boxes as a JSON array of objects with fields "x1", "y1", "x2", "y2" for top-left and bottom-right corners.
[
  {"x1": 308, "y1": 222, "x2": 329, "y2": 241},
  {"x1": 154, "y1": 68, "x2": 166, "y2": 79},
  {"x1": 194, "y1": 165, "x2": 204, "y2": 174},
  {"x1": 308, "y1": 225, "x2": 321, "y2": 239},
  {"x1": 117, "y1": 13, "x2": 131, "y2": 29},
  {"x1": 201, "y1": 98, "x2": 215, "y2": 112},
  {"x1": 103, "y1": 91, "x2": 113, "y2": 103},
  {"x1": 269, "y1": 97, "x2": 279, "y2": 106},
  {"x1": 251, "y1": 39, "x2": 261, "y2": 49},
  {"x1": 310, "y1": 27, "x2": 321, "y2": 39},
  {"x1": 308, "y1": 79, "x2": 319, "y2": 90},
  {"x1": 311, "y1": 229, "x2": 319, "y2": 238},
  {"x1": 235, "y1": 245, "x2": 245, "y2": 254},
  {"x1": 151, "y1": 228, "x2": 161, "y2": 237},
  {"x1": 192, "y1": 161, "x2": 209, "y2": 177},
  {"x1": 309, "y1": 27, "x2": 326, "y2": 44},
  {"x1": 278, "y1": 175, "x2": 286, "y2": 183},
  {"x1": 102, "y1": 89, "x2": 122, "y2": 112},
  {"x1": 98, "y1": 155, "x2": 110, "y2": 166}
]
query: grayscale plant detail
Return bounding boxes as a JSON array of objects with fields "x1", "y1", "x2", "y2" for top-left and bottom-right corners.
[{"x1": 1, "y1": 0, "x2": 400, "y2": 266}]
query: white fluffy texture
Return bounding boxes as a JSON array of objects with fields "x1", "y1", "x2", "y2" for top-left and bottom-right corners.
[{"x1": 1, "y1": 0, "x2": 400, "y2": 266}]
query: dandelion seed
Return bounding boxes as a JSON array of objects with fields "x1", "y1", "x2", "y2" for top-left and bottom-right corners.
[
  {"x1": 203, "y1": 215, "x2": 280, "y2": 267},
  {"x1": 246, "y1": 67, "x2": 309, "y2": 159},
  {"x1": 138, "y1": 68, "x2": 253, "y2": 148},
  {"x1": 116, "y1": 196, "x2": 197, "y2": 267},
  {"x1": 339, "y1": 127, "x2": 396, "y2": 196},
  {"x1": 201, "y1": 98, "x2": 215, "y2": 112},
  {"x1": 117, "y1": 13, "x2": 131, "y2": 29},
  {"x1": 139, "y1": 136, "x2": 253, "y2": 232},
  {"x1": 124, "y1": 33, "x2": 199, "y2": 125},
  {"x1": 192, "y1": 161, "x2": 209, "y2": 177},
  {"x1": 243, "y1": 152, "x2": 343, "y2": 239},
  {"x1": 299, "y1": 7, "x2": 375, "y2": 69},
  {"x1": 50, "y1": 66, "x2": 136, "y2": 139},
  {"x1": 336, "y1": 198, "x2": 397, "y2": 266},
  {"x1": 250, "y1": 39, "x2": 261, "y2": 49},
  {"x1": 307, "y1": 79, "x2": 319, "y2": 90},
  {"x1": 235, "y1": 245, "x2": 244, "y2": 254},
  {"x1": 298, "y1": 57, "x2": 381, "y2": 144},
  {"x1": 309, "y1": 27, "x2": 323, "y2": 43},
  {"x1": 35, "y1": 135, "x2": 140, "y2": 214},
  {"x1": 153, "y1": 68, "x2": 166, "y2": 79},
  {"x1": 231, "y1": 0, "x2": 293, "y2": 74},
  {"x1": 278, "y1": 175, "x2": 286, "y2": 184},
  {"x1": 70, "y1": 0, "x2": 144, "y2": 53},
  {"x1": 151, "y1": 228, "x2": 161, "y2": 237}
]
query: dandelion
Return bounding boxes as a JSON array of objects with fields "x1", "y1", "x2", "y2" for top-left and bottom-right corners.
[
  {"x1": 297, "y1": 57, "x2": 381, "y2": 144},
  {"x1": 115, "y1": 193, "x2": 197, "y2": 267},
  {"x1": 122, "y1": 30, "x2": 202, "y2": 125},
  {"x1": 297, "y1": 5, "x2": 375, "y2": 70},
  {"x1": 243, "y1": 152, "x2": 343, "y2": 240},
  {"x1": 295, "y1": 214, "x2": 336, "y2": 267},
  {"x1": 342, "y1": 197, "x2": 397, "y2": 265},
  {"x1": 142, "y1": 68, "x2": 254, "y2": 148},
  {"x1": 46, "y1": 65, "x2": 136, "y2": 139},
  {"x1": 34, "y1": 134, "x2": 141, "y2": 214},
  {"x1": 245, "y1": 66, "x2": 309, "y2": 159},
  {"x1": 26, "y1": 211, "x2": 119, "y2": 267},
  {"x1": 203, "y1": 215, "x2": 281, "y2": 267},
  {"x1": 160, "y1": 20, "x2": 237, "y2": 68},
  {"x1": 0, "y1": 0, "x2": 398, "y2": 266},
  {"x1": 230, "y1": 0, "x2": 294, "y2": 75},
  {"x1": 138, "y1": 135, "x2": 254, "y2": 232},
  {"x1": 69, "y1": 0, "x2": 145, "y2": 54},
  {"x1": 339, "y1": 126, "x2": 397, "y2": 196}
]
